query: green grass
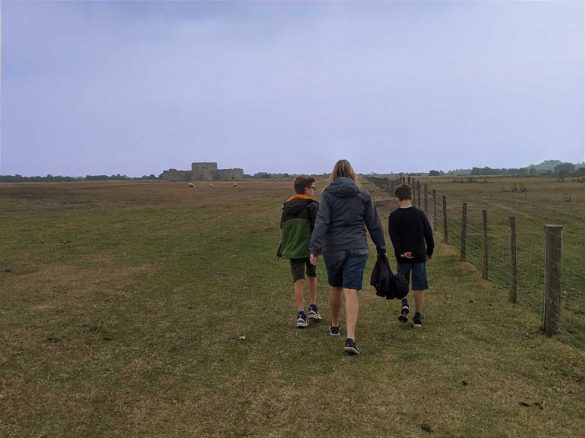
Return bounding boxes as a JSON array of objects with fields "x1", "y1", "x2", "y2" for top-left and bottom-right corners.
[{"x1": 0, "y1": 180, "x2": 583, "y2": 436}]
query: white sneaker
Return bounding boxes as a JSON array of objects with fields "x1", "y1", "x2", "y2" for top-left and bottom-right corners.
[
  {"x1": 296, "y1": 312, "x2": 308, "y2": 328},
  {"x1": 308, "y1": 305, "x2": 322, "y2": 321}
]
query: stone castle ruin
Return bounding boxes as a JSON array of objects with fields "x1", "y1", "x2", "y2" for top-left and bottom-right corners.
[{"x1": 162, "y1": 162, "x2": 243, "y2": 182}]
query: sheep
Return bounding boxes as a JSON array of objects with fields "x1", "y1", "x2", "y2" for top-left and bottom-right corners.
[
  {"x1": 188, "y1": 183, "x2": 195, "y2": 188},
  {"x1": 209, "y1": 183, "x2": 214, "y2": 188},
  {"x1": 232, "y1": 182, "x2": 238, "y2": 188}
]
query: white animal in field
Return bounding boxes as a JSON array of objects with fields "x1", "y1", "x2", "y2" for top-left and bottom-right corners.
[
  {"x1": 188, "y1": 183, "x2": 195, "y2": 188},
  {"x1": 209, "y1": 183, "x2": 214, "y2": 188},
  {"x1": 232, "y1": 183, "x2": 238, "y2": 188}
]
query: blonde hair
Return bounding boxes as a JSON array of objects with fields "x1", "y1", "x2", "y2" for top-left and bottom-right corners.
[{"x1": 329, "y1": 159, "x2": 359, "y2": 188}]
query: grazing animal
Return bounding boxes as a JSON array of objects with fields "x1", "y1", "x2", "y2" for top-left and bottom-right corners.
[
  {"x1": 188, "y1": 183, "x2": 195, "y2": 188},
  {"x1": 232, "y1": 183, "x2": 238, "y2": 188},
  {"x1": 209, "y1": 183, "x2": 214, "y2": 188}
]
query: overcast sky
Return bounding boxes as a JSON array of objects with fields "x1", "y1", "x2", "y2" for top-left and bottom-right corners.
[{"x1": 1, "y1": 1, "x2": 584, "y2": 176}]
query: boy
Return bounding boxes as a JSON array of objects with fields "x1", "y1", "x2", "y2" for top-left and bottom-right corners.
[
  {"x1": 388, "y1": 184, "x2": 434, "y2": 328},
  {"x1": 278, "y1": 175, "x2": 321, "y2": 328}
]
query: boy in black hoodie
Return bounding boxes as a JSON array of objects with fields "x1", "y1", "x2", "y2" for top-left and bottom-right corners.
[
  {"x1": 388, "y1": 184, "x2": 434, "y2": 328},
  {"x1": 279, "y1": 176, "x2": 321, "y2": 328}
]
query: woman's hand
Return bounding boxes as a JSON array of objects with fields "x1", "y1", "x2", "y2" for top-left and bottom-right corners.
[{"x1": 310, "y1": 254, "x2": 318, "y2": 266}]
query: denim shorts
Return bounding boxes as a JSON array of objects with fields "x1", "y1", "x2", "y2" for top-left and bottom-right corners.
[
  {"x1": 397, "y1": 262, "x2": 429, "y2": 291},
  {"x1": 323, "y1": 249, "x2": 369, "y2": 290},
  {"x1": 290, "y1": 258, "x2": 316, "y2": 282}
]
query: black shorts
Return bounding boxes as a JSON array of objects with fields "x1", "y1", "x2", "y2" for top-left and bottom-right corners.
[{"x1": 290, "y1": 258, "x2": 317, "y2": 282}]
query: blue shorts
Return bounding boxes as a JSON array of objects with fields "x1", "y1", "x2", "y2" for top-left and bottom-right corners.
[
  {"x1": 397, "y1": 262, "x2": 429, "y2": 291},
  {"x1": 323, "y1": 249, "x2": 369, "y2": 290}
]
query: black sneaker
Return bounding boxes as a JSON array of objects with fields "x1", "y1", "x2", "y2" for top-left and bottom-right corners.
[
  {"x1": 412, "y1": 314, "x2": 422, "y2": 328},
  {"x1": 308, "y1": 304, "x2": 322, "y2": 321},
  {"x1": 329, "y1": 326, "x2": 340, "y2": 336},
  {"x1": 296, "y1": 311, "x2": 308, "y2": 328},
  {"x1": 398, "y1": 305, "x2": 410, "y2": 323},
  {"x1": 344, "y1": 338, "x2": 360, "y2": 355}
]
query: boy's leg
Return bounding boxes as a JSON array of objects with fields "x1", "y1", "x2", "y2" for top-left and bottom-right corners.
[
  {"x1": 306, "y1": 258, "x2": 317, "y2": 306},
  {"x1": 329, "y1": 287, "x2": 342, "y2": 327},
  {"x1": 343, "y1": 288, "x2": 359, "y2": 340},
  {"x1": 413, "y1": 290, "x2": 425, "y2": 313},
  {"x1": 411, "y1": 262, "x2": 429, "y2": 327},
  {"x1": 397, "y1": 263, "x2": 412, "y2": 322},
  {"x1": 294, "y1": 279, "x2": 305, "y2": 310},
  {"x1": 308, "y1": 276, "x2": 317, "y2": 305}
]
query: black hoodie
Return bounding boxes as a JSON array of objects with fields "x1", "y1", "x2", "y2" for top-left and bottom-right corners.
[{"x1": 309, "y1": 177, "x2": 386, "y2": 255}]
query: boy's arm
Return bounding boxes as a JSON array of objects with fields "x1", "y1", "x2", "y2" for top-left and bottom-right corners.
[
  {"x1": 308, "y1": 201, "x2": 319, "y2": 231},
  {"x1": 388, "y1": 213, "x2": 403, "y2": 257},
  {"x1": 421, "y1": 210, "x2": 434, "y2": 258},
  {"x1": 309, "y1": 194, "x2": 330, "y2": 256},
  {"x1": 363, "y1": 194, "x2": 386, "y2": 254},
  {"x1": 279, "y1": 204, "x2": 285, "y2": 229}
]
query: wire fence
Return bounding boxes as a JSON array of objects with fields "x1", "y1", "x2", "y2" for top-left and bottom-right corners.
[{"x1": 367, "y1": 176, "x2": 585, "y2": 350}]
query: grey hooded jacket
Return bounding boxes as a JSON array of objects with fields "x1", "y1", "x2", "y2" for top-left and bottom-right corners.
[{"x1": 309, "y1": 177, "x2": 386, "y2": 256}]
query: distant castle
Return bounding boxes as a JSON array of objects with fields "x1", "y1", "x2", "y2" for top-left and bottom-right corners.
[{"x1": 161, "y1": 162, "x2": 243, "y2": 181}]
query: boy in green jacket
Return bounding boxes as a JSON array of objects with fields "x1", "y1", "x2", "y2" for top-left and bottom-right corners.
[{"x1": 279, "y1": 176, "x2": 321, "y2": 328}]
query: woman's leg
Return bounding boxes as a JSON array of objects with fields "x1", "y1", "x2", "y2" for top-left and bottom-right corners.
[
  {"x1": 344, "y1": 288, "x2": 359, "y2": 340},
  {"x1": 329, "y1": 287, "x2": 342, "y2": 327}
]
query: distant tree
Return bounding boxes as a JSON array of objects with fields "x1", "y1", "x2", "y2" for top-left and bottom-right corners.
[
  {"x1": 254, "y1": 172, "x2": 272, "y2": 179},
  {"x1": 428, "y1": 170, "x2": 441, "y2": 176},
  {"x1": 554, "y1": 162, "x2": 575, "y2": 175},
  {"x1": 576, "y1": 167, "x2": 585, "y2": 175},
  {"x1": 470, "y1": 167, "x2": 498, "y2": 176}
]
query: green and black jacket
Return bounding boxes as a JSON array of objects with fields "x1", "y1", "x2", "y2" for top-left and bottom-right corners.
[{"x1": 278, "y1": 194, "x2": 319, "y2": 259}]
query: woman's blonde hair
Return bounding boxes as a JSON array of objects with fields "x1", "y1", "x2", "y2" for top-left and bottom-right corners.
[{"x1": 329, "y1": 159, "x2": 359, "y2": 187}]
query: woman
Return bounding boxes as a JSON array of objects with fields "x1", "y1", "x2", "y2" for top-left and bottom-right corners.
[{"x1": 309, "y1": 159, "x2": 386, "y2": 355}]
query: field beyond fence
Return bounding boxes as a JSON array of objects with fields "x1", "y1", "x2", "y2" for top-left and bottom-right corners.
[{"x1": 0, "y1": 180, "x2": 583, "y2": 436}]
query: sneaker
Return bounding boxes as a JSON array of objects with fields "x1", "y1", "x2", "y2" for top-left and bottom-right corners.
[
  {"x1": 296, "y1": 311, "x2": 308, "y2": 328},
  {"x1": 329, "y1": 326, "x2": 340, "y2": 336},
  {"x1": 308, "y1": 304, "x2": 322, "y2": 321},
  {"x1": 412, "y1": 315, "x2": 422, "y2": 328},
  {"x1": 344, "y1": 338, "x2": 360, "y2": 355},
  {"x1": 398, "y1": 305, "x2": 410, "y2": 323}
]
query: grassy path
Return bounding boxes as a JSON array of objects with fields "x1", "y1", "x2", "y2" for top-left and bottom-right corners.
[{"x1": 0, "y1": 181, "x2": 583, "y2": 436}]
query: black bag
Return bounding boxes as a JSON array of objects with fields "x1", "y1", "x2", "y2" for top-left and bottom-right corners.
[{"x1": 370, "y1": 254, "x2": 409, "y2": 300}]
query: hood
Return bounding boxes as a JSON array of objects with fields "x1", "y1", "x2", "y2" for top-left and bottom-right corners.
[
  {"x1": 284, "y1": 197, "x2": 314, "y2": 215},
  {"x1": 327, "y1": 177, "x2": 359, "y2": 198}
]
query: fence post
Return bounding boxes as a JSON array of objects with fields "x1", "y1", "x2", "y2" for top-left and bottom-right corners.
[
  {"x1": 423, "y1": 184, "x2": 428, "y2": 213},
  {"x1": 432, "y1": 190, "x2": 437, "y2": 231},
  {"x1": 543, "y1": 225, "x2": 562, "y2": 336},
  {"x1": 509, "y1": 216, "x2": 517, "y2": 304},
  {"x1": 412, "y1": 179, "x2": 416, "y2": 205},
  {"x1": 442, "y1": 196, "x2": 448, "y2": 244},
  {"x1": 416, "y1": 181, "x2": 421, "y2": 208},
  {"x1": 461, "y1": 202, "x2": 467, "y2": 261},
  {"x1": 482, "y1": 210, "x2": 488, "y2": 280}
]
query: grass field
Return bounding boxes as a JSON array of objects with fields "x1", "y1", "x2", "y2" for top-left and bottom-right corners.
[{"x1": 0, "y1": 180, "x2": 583, "y2": 437}]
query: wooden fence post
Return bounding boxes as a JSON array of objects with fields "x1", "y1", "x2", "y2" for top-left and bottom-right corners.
[
  {"x1": 412, "y1": 179, "x2": 416, "y2": 205},
  {"x1": 543, "y1": 225, "x2": 562, "y2": 336},
  {"x1": 509, "y1": 216, "x2": 517, "y2": 304},
  {"x1": 423, "y1": 184, "x2": 428, "y2": 213},
  {"x1": 442, "y1": 196, "x2": 448, "y2": 244},
  {"x1": 461, "y1": 202, "x2": 467, "y2": 261},
  {"x1": 416, "y1": 181, "x2": 421, "y2": 207},
  {"x1": 432, "y1": 190, "x2": 437, "y2": 231},
  {"x1": 482, "y1": 210, "x2": 488, "y2": 280}
]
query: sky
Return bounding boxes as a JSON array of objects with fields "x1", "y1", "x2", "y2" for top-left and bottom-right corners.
[{"x1": 1, "y1": 0, "x2": 584, "y2": 177}]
